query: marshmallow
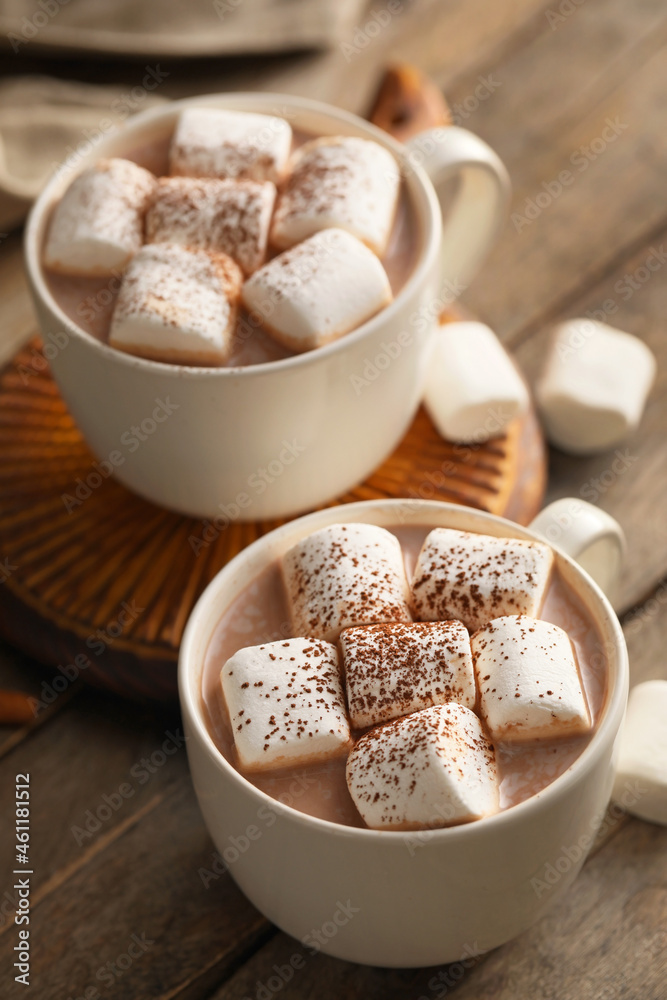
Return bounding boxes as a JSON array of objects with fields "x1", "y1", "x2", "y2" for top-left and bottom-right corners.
[
  {"x1": 282, "y1": 523, "x2": 412, "y2": 643},
  {"x1": 146, "y1": 177, "x2": 275, "y2": 275},
  {"x1": 536, "y1": 319, "x2": 657, "y2": 454},
  {"x1": 43, "y1": 158, "x2": 156, "y2": 276},
  {"x1": 109, "y1": 243, "x2": 243, "y2": 366},
  {"x1": 412, "y1": 528, "x2": 554, "y2": 632},
  {"x1": 471, "y1": 615, "x2": 591, "y2": 742},
  {"x1": 612, "y1": 680, "x2": 667, "y2": 825},
  {"x1": 221, "y1": 637, "x2": 352, "y2": 772},
  {"x1": 423, "y1": 322, "x2": 530, "y2": 443},
  {"x1": 346, "y1": 704, "x2": 499, "y2": 830},
  {"x1": 242, "y1": 228, "x2": 392, "y2": 352},
  {"x1": 341, "y1": 620, "x2": 475, "y2": 729},
  {"x1": 270, "y1": 136, "x2": 400, "y2": 256},
  {"x1": 169, "y1": 108, "x2": 292, "y2": 184}
]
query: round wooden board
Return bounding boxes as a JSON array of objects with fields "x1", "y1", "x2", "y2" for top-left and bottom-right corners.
[{"x1": 0, "y1": 337, "x2": 546, "y2": 701}]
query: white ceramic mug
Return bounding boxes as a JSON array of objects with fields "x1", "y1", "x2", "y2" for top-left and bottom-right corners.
[
  {"x1": 25, "y1": 94, "x2": 509, "y2": 520},
  {"x1": 179, "y1": 498, "x2": 628, "y2": 967}
]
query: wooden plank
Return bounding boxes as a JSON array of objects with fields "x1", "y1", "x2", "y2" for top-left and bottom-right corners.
[
  {"x1": 0, "y1": 777, "x2": 270, "y2": 1000},
  {"x1": 513, "y1": 228, "x2": 667, "y2": 613},
  {"x1": 0, "y1": 640, "x2": 78, "y2": 758},
  {"x1": 457, "y1": 6, "x2": 667, "y2": 342},
  {"x1": 0, "y1": 689, "x2": 191, "y2": 899},
  {"x1": 443, "y1": 0, "x2": 667, "y2": 188}
]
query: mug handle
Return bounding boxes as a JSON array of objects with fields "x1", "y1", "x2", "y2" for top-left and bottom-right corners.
[
  {"x1": 404, "y1": 125, "x2": 511, "y2": 294},
  {"x1": 529, "y1": 498, "x2": 626, "y2": 599}
]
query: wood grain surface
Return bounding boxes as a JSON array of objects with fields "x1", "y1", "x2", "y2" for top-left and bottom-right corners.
[{"x1": 0, "y1": 0, "x2": 666, "y2": 997}]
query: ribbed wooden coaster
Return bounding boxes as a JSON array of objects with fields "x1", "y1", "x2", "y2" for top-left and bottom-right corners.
[{"x1": 0, "y1": 337, "x2": 546, "y2": 701}]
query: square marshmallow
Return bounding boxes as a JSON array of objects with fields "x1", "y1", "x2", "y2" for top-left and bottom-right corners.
[
  {"x1": 412, "y1": 528, "x2": 554, "y2": 632},
  {"x1": 221, "y1": 637, "x2": 352, "y2": 771},
  {"x1": 423, "y1": 322, "x2": 529, "y2": 444},
  {"x1": 471, "y1": 615, "x2": 591, "y2": 742},
  {"x1": 242, "y1": 228, "x2": 392, "y2": 352},
  {"x1": 346, "y1": 703, "x2": 499, "y2": 830},
  {"x1": 270, "y1": 136, "x2": 401, "y2": 257},
  {"x1": 109, "y1": 243, "x2": 243, "y2": 365},
  {"x1": 146, "y1": 177, "x2": 276, "y2": 275},
  {"x1": 536, "y1": 320, "x2": 657, "y2": 454},
  {"x1": 43, "y1": 158, "x2": 156, "y2": 276},
  {"x1": 282, "y1": 523, "x2": 412, "y2": 643},
  {"x1": 612, "y1": 680, "x2": 667, "y2": 825},
  {"x1": 169, "y1": 108, "x2": 292, "y2": 184},
  {"x1": 341, "y1": 620, "x2": 475, "y2": 729}
]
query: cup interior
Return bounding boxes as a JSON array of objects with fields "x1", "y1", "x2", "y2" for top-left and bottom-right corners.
[
  {"x1": 24, "y1": 92, "x2": 441, "y2": 377},
  {"x1": 179, "y1": 498, "x2": 628, "y2": 842}
]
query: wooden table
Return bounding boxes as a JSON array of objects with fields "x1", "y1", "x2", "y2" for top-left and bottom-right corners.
[{"x1": 1, "y1": 1, "x2": 666, "y2": 996}]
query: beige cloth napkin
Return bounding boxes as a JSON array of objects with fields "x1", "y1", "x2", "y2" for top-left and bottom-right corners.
[
  {"x1": 0, "y1": 76, "x2": 169, "y2": 229},
  {"x1": 0, "y1": 0, "x2": 367, "y2": 57}
]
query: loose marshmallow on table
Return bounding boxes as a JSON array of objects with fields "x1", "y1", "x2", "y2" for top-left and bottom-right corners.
[
  {"x1": 270, "y1": 136, "x2": 401, "y2": 257},
  {"x1": 471, "y1": 615, "x2": 591, "y2": 742},
  {"x1": 282, "y1": 523, "x2": 412, "y2": 643},
  {"x1": 109, "y1": 243, "x2": 243, "y2": 366},
  {"x1": 423, "y1": 322, "x2": 530, "y2": 444},
  {"x1": 169, "y1": 108, "x2": 292, "y2": 184},
  {"x1": 346, "y1": 704, "x2": 499, "y2": 830},
  {"x1": 612, "y1": 680, "x2": 667, "y2": 825},
  {"x1": 412, "y1": 528, "x2": 554, "y2": 633},
  {"x1": 536, "y1": 319, "x2": 657, "y2": 454},
  {"x1": 242, "y1": 228, "x2": 392, "y2": 352},
  {"x1": 221, "y1": 637, "x2": 352, "y2": 772},
  {"x1": 341, "y1": 620, "x2": 475, "y2": 729},
  {"x1": 43, "y1": 158, "x2": 155, "y2": 276},
  {"x1": 146, "y1": 177, "x2": 276, "y2": 275}
]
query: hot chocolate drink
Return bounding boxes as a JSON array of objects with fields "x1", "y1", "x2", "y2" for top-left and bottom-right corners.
[
  {"x1": 202, "y1": 524, "x2": 608, "y2": 830},
  {"x1": 42, "y1": 112, "x2": 421, "y2": 368}
]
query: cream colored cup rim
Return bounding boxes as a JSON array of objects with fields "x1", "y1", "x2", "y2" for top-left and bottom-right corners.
[
  {"x1": 178, "y1": 498, "x2": 629, "y2": 843},
  {"x1": 24, "y1": 92, "x2": 442, "y2": 380}
]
